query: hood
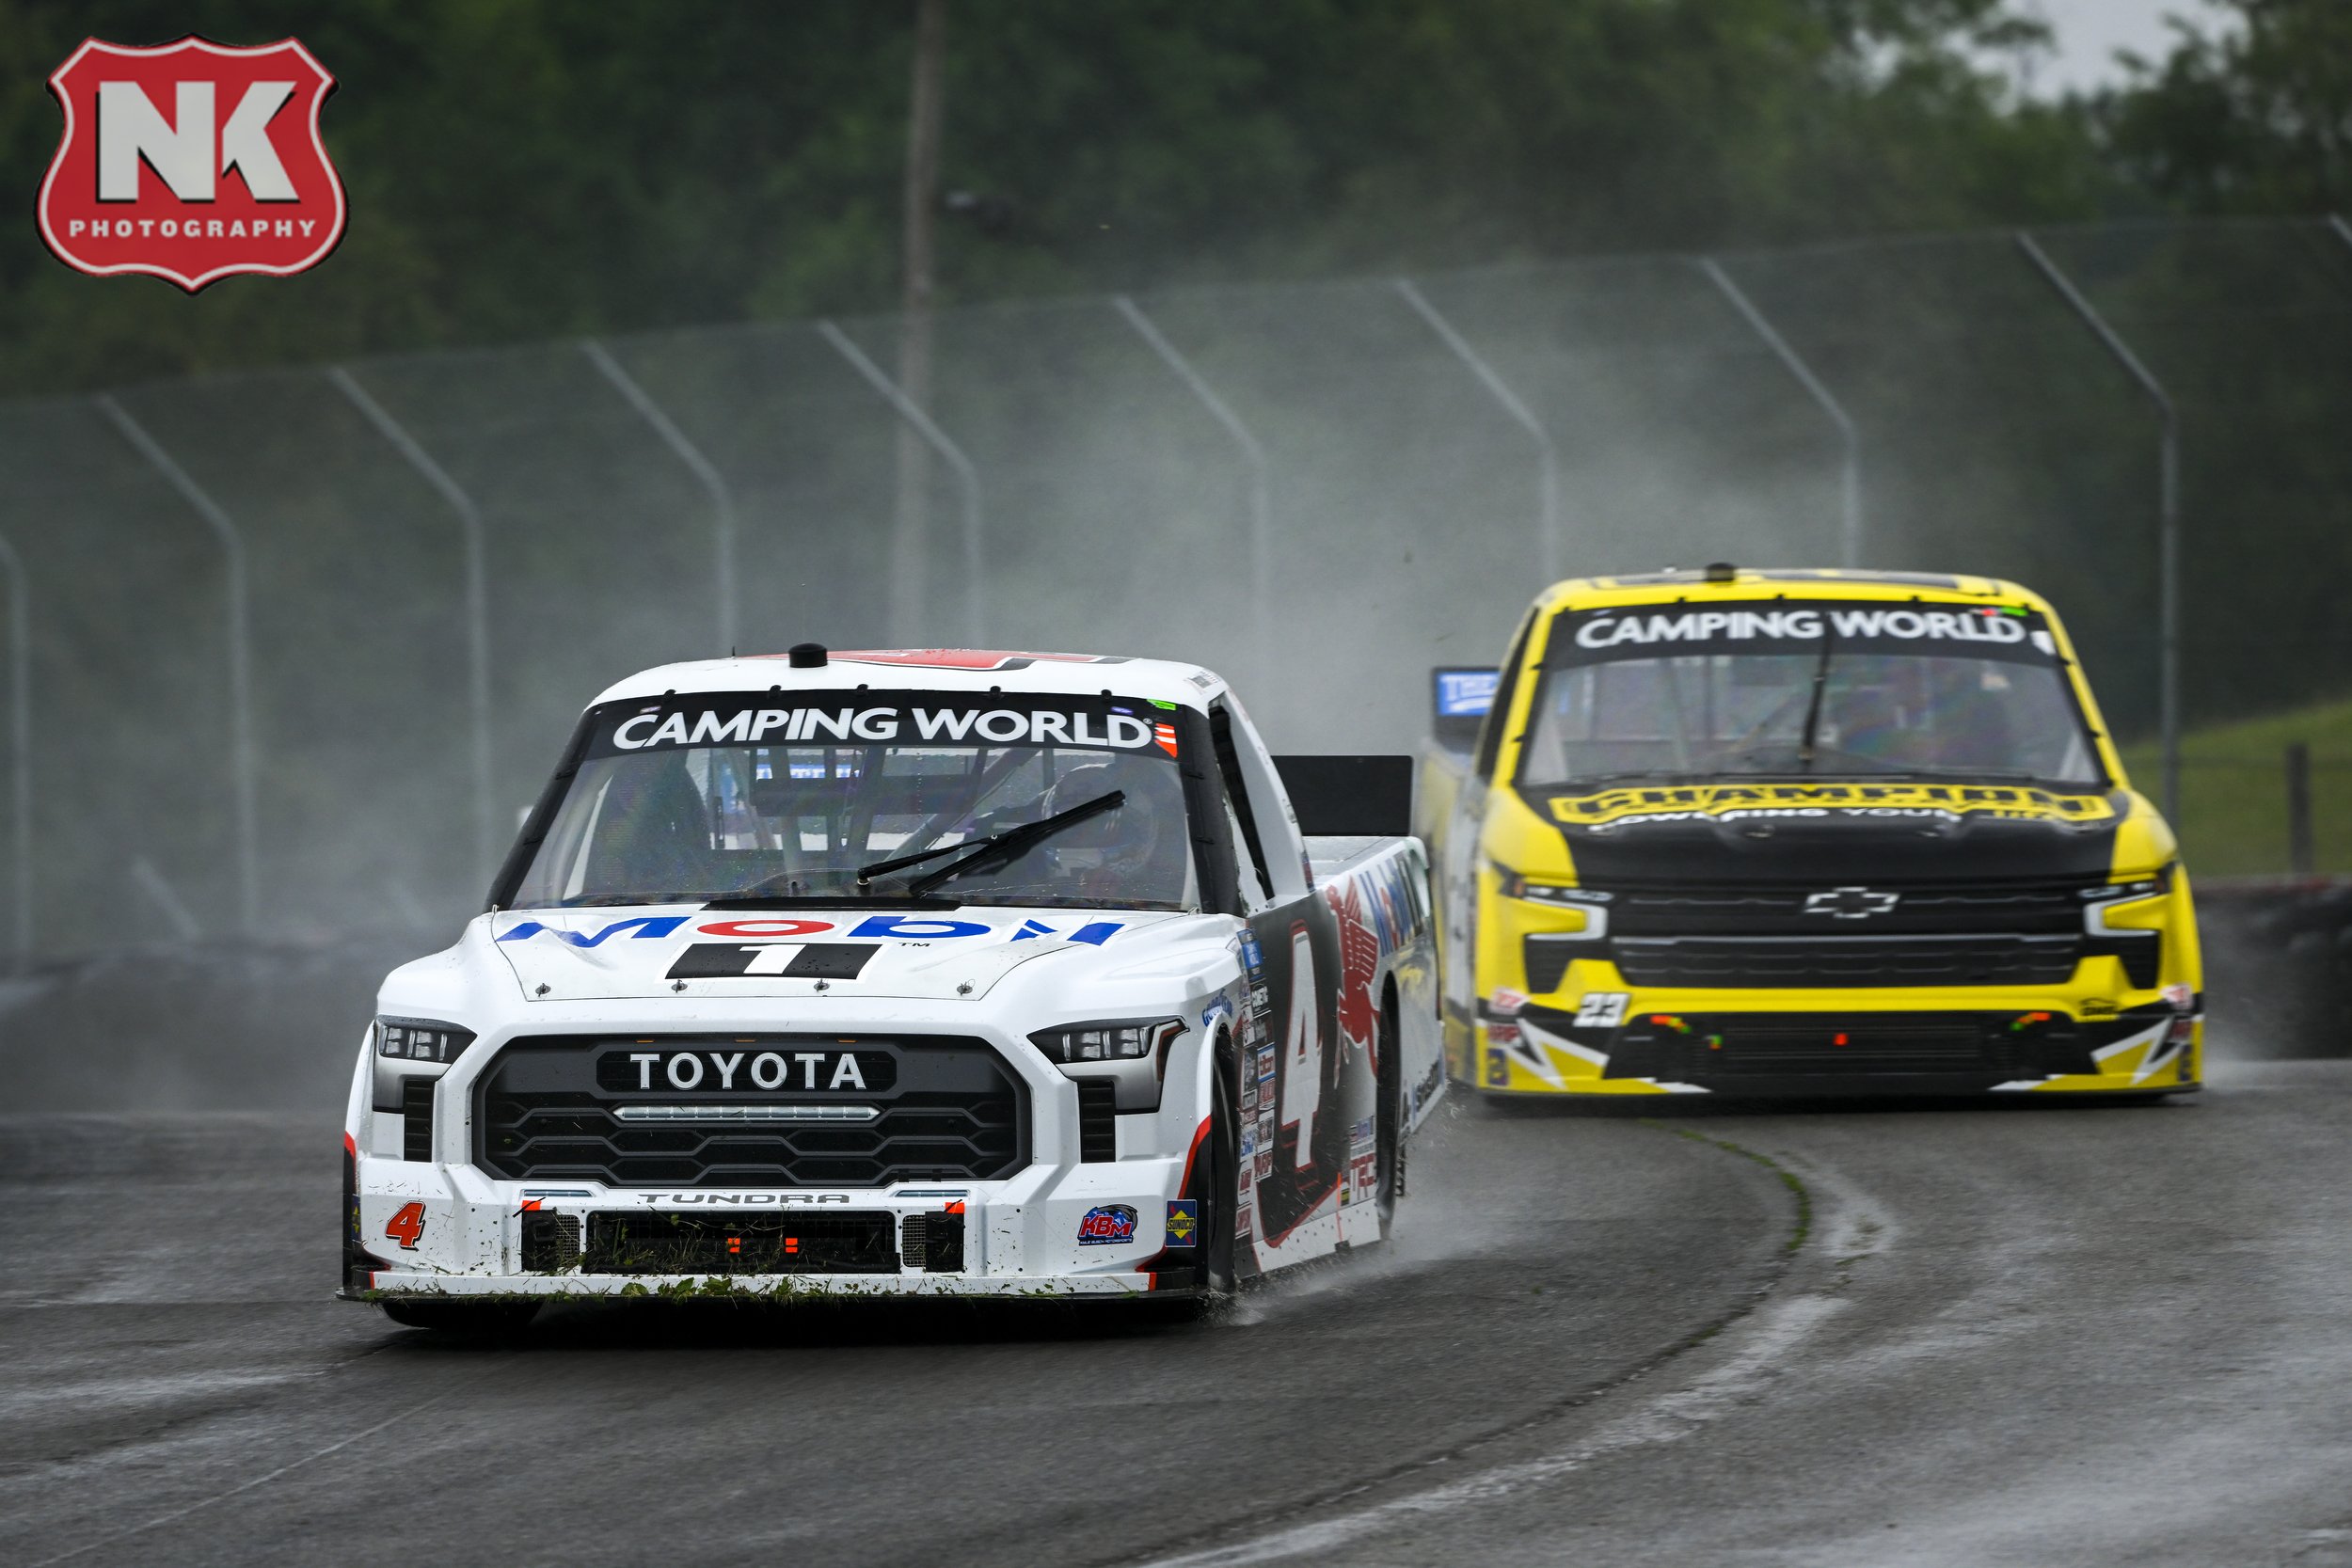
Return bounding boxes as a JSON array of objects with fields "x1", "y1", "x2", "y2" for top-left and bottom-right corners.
[
  {"x1": 488, "y1": 905, "x2": 1190, "y2": 1005},
  {"x1": 1530, "y1": 781, "x2": 2128, "y2": 885}
]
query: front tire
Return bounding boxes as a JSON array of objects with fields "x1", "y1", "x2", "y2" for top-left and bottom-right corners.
[
  {"x1": 1375, "y1": 990, "x2": 1404, "y2": 1241},
  {"x1": 1200, "y1": 1034, "x2": 1240, "y2": 1297},
  {"x1": 379, "y1": 1299, "x2": 540, "y2": 1337}
]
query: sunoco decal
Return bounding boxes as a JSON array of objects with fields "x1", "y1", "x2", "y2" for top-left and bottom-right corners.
[{"x1": 1547, "y1": 781, "x2": 2116, "y2": 830}]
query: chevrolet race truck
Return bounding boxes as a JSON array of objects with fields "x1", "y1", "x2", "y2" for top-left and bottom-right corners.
[
  {"x1": 1422, "y1": 567, "x2": 2202, "y2": 1101},
  {"x1": 344, "y1": 647, "x2": 1439, "y2": 1330}
]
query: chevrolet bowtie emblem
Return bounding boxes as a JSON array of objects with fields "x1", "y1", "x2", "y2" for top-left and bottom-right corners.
[{"x1": 1804, "y1": 886, "x2": 1900, "y2": 919}]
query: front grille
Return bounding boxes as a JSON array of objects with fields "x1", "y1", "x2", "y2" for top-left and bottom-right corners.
[
  {"x1": 1566, "y1": 876, "x2": 2162, "y2": 991},
  {"x1": 582, "y1": 1211, "x2": 898, "y2": 1274},
  {"x1": 1604, "y1": 879, "x2": 2089, "y2": 937},
  {"x1": 1073, "y1": 1078, "x2": 1118, "y2": 1164},
  {"x1": 1611, "y1": 934, "x2": 2082, "y2": 989},
  {"x1": 475, "y1": 1035, "x2": 1027, "y2": 1189},
  {"x1": 1700, "y1": 1019, "x2": 1987, "y2": 1075},
  {"x1": 902, "y1": 1211, "x2": 965, "y2": 1272},
  {"x1": 1597, "y1": 1009, "x2": 2098, "y2": 1085},
  {"x1": 401, "y1": 1077, "x2": 436, "y2": 1162},
  {"x1": 519, "y1": 1212, "x2": 581, "y2": 1272}
]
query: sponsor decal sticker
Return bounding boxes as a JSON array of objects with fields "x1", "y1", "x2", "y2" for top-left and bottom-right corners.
[
  {"x1": 1165, "y1": 1199, "x2": 1199, "y2": 1247},
  {"x1": 39, "y1": 37, "x2": 346, "y2": 291},
  {"x1": 1573, "y1": 992, "x2": 1629, "y2": 1028},
  {"x1": 1347, "y1": 1149, "x2": 1378, "y2": 1205},
  {"x1": 1562, "y1": 601, "x2": 2039, "y2": 656},
  {"x1": 1548, "y1": 781, "x2": 2116, "y2": 831},
  {"x1": 1435, "y1": 668, "x2": 1499, "y2": 718},
  {"x1": 1076, "y1": 1204, "x2": 1139, "y2": 1246},
  {"x1": 594, "y1": 694, "x2": 1161, "y2": 758},
  {"x1": 384, "y1": 1200, "x2": 425, "y2": 1251}
]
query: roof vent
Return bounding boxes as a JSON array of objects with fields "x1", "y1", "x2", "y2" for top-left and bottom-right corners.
[
  {"x1": 1703, "y1": 562, "x2": 1739, "y2": 583},
  {"x1": 787, "y1": 642, "x2": 828, "y2": 669}
]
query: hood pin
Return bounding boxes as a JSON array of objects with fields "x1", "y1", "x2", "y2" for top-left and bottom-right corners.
[
  {"x1": 957, "y1": 981, "x2": 974, "y2": 995},
  {"x1": 534, "y1": 983, "x2": 550, "y2": 996},
  {"x1": 672, "y1": 979, "x2": 687, "y2": 992},
  {"x1": 813, "y1": 979, "x2": 830, "y2": 992}
]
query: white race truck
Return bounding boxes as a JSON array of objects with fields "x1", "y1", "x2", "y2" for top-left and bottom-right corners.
[{"x1": 343, "y1": 647, "x2": 1441, "y2": 1328}]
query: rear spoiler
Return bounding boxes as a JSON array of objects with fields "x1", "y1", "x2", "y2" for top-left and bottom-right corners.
[
  {"x1": 1431, "y1": 666, "x2": 1498, "y2": 752},
  {"x1": 1271, "y1": 755, "x2": 1414, "y2": 838}
]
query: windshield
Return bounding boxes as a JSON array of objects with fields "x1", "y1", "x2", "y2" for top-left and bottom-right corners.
[
  {"x1": 510, "y1": 691, "x2": 1198, "y2": 911},
  {"x1": 1518, "y1": 599, "x2": 2105, "y2": 791}
]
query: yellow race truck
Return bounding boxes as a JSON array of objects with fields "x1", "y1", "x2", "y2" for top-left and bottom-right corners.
[{"x1": 1422, "y1": 566, "x2": 2201, "y2": 1101}]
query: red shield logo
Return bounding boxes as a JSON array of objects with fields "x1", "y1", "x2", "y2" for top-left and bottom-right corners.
[{"x1": 37, "y1": 37, "x2": 343, "y2": 293}]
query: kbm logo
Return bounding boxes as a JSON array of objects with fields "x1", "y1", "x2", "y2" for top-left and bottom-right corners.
[{"x1": 38, "y1": 37, "x2": 343, "y2": 293}]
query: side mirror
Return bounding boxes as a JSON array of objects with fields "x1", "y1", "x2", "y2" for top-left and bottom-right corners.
[
  {"x1": 1272, "y1": 756, "x2": 1414, "y2": 838},
  {"x1": 1431, "y1": 666, "x2": 1498, "y2": 752}
]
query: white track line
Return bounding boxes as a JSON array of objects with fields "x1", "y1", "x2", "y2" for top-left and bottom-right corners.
[
  {"x1": 1142, "y1": 1293, "x2": 1848, "y2": 1567},
  {"x1": 27, "y1": 1391, "x2": 453, "y2": 1567},
  {"x1": 1138, "y1": 1136, "x2": 1877, "y2": 1568}
]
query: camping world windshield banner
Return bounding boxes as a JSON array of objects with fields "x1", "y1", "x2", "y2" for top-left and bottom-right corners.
[
  {"x1": 1548, "y1": 600, "x2": 2062, "y2": 665},
  {"x1": 583, "y1": 692, "x2": 1182, "y2": 760}
]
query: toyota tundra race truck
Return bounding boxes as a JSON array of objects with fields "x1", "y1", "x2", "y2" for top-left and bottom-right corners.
[
  {"x1": 1422, "y1": 567, "x2": 2201, "y2": 1101},
  {"x1": 344, "y1": 647, "x2": 1439, "y2": 1330}
]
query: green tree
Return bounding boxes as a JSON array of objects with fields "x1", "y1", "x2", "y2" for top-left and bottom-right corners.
[
  {"x1": 2097, "y1": 0, "x2": 2352, "y2": 214},
  {"x1": 0, "y1": 0, "x2": 2105, "y2": 396}
]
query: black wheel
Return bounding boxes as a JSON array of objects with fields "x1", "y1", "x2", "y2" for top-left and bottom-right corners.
[
  {"x1": 379, "y1": 1298, "x2": 540, "y2": 1337},
  {"x1": 1200, "y1": 1034, "x2": 1240, "y2": 1297},
  {"x1": 1375, "y1": 991, "x2": 1404, "y2": 1241}
]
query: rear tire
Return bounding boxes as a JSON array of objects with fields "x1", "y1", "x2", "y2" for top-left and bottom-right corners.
[{"x1": 379, "y1": 1299, "x2": 540, "y2": 1337}]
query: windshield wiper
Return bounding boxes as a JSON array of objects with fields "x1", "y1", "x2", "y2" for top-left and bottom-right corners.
[
  {"x1": 1797, "y1": 627, "x2": 1836, "y2": 772},
  {"x1": 872, "y1": 790, "x2": 1124, "y2": 899}
]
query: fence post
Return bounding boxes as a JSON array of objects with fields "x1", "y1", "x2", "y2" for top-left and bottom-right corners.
[
  {"x1": 1111, "y1": 295, "x2": 1273, "y2": 664},
  {"x1": 580, "y1": 341, "x2": 739, "y2": 655},
  {"x1": 1696, "y1": 258, "x2": 1864, "y2": 570},
  {"x1": 816, "y1": 321, "x2": 986, "y2": 646},
  {"x1": 2016, "y1": 232, "x2": 2183, "y2": 827},
  {"x1": 96, "y1": 396, "x2": 260, "y2": 936},
  {"x1": 1391, "y1": 277, "x2": 1562, "y2": 583},
  {"x1": 0, "y1": 532, "x2": 28, "y2": 964},
  {"x1": 2286, "y1": 741, "x2": 2314, "y2": 875},
  {"x1": 327, "y1": 368, "x2": 501, "y2": 883}
]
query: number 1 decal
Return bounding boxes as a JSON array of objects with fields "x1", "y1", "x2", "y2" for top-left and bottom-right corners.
[
  {"x1": 1279, "y1": 925, "x2": 1320, "y2": 1168},
  {"x1": 385, "y1": 1201, "x2": 426, "y2": 1250}
]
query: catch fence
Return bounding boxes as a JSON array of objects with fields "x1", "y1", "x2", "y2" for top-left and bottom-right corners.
[{"x1": 2, "y1": 214, "x2": 2349, "y2": 958}]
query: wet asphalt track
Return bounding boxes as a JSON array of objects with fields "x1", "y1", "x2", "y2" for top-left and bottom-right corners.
[{"x1": 5, "y1": 1061, "x2": 2352, "y2": 1567}]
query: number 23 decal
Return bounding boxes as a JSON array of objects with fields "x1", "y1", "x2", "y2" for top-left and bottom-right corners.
[{"x1": 1574, "y1": 991, "x2": 1629, "y2": 1028}]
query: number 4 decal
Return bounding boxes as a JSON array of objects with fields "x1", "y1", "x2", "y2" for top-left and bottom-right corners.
[
  {"x1": 385, "y1": 1201, "x2": 426, "y2": 1250},
  {"x1": 1279, "y1": 925, "x2": 1320, "y2": 1169},
  {"x1": 1574, "y1": 992, "x2": 1629, "y2": 1028}
]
